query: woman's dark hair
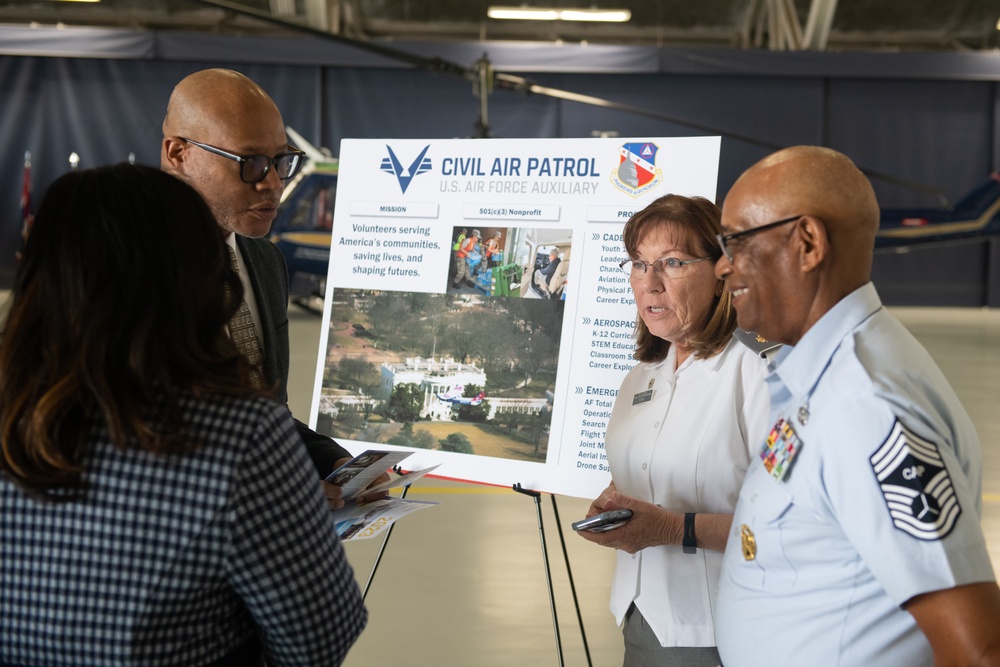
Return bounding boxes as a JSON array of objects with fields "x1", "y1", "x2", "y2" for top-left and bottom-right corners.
[
  {"x1": 622, "y1": 193, "x2": 736, "y2": 363},
  {"x1": 0, "y1": 163, "x2": 260, "y2": 500}
]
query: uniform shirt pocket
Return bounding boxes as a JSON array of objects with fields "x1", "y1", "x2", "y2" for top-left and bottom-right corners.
[{"x1": 732, "y1": 471, "x2": 798, "y2": 592}]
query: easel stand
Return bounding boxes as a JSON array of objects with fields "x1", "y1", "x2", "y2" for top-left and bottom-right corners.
[
  {"x1": 512, "y1": 483, "x2": 593, "y2": 667},
  {"x1": 362, "y1": 466, "x2": 409, "y2": 600}
]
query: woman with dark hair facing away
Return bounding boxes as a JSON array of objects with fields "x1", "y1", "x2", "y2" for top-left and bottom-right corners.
[
  {"x1": 0, "y1": 164, "x2": 366, "y2": 667},
  {"x1": 576, "y1": 194, "x2": 770, "y2": 666}
]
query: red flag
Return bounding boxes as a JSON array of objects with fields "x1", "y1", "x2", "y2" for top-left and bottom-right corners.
[
  {"x1": 20, "y1": 152, "x2": 31, "y2": 225},
  {"x1": 17, "y1": 151, "x2": 32, "y2": 262}
]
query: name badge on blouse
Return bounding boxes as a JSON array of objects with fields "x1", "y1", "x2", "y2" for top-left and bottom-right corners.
[
  {"x1": 758, "y1": 417, "x2": 801, "y2": 482},
  {"x1": 632, "y1": 389, "x2": 654, "y2": 405}
]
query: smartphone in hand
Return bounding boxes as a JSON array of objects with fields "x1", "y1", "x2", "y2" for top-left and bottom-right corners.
[{"x1": 571, "y1": 509, "x2": 633, "y2": 532}]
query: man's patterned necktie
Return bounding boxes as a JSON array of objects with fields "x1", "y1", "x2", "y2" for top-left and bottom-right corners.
[{"x1": 226, "y1": 245, "x2": 265, "y2": 388}]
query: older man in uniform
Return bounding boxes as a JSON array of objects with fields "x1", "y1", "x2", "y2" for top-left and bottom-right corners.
[{"x1": 713, "y1": 145, "x2": 1000, "y2": 666}]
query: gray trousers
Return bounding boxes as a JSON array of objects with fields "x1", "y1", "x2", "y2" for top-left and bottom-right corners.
[{"x1": 622, "y1": 604, "x2": 721, "y2": 667}]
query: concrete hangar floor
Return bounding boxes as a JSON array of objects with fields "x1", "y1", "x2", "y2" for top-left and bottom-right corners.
[{"x1": 285, "y1": 303, "x2": 1000, "y2": 667}]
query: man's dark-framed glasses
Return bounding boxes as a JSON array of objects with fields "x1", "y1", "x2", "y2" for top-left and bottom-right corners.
[
  {"x1": 716, "y1": 214, "x2": 803, "y2": 262},
  {"x1": 181, "y1": 138, "x2": 306, "y2": 184}
]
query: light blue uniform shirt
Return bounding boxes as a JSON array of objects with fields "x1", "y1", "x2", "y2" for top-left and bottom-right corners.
[{"x1": 716, "y1": 283, "x2": 995, "y2": 667}]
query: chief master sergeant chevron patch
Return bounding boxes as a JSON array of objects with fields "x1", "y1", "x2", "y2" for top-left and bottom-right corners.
[{"x1": 869, "y1": 420, "x2": 962, "y2": 541}]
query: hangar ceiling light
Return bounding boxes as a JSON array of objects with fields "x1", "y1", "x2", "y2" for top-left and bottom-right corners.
[{"x1": 486, "y1": 6, "x2": 632, "y2": 22}]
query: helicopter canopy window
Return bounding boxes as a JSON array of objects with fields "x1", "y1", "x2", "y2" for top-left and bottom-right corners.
[{"x1": 287, "y1": 181, "x2": 335, "y2": 231}]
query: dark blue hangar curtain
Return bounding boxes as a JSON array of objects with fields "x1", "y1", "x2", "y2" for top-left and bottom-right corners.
[{"x1": 1, "y1": 26, "x2": 999, "y2": 303}]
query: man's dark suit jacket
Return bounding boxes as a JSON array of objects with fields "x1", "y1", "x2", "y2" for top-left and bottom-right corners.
[{"x1": 236, "y1": 235, "x2": 351, "y2": 477}]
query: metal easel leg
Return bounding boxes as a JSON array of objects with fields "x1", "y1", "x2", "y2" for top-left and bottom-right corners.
[
  {"x1": 513, "y1": 483, "x2": 564, "y2": 667},
  {"x1": 549, "y1": 494, "x2": 593, "y2": 667},
  {"x1": 362, "y1": 482, "x2": 409, "y2": 601}
]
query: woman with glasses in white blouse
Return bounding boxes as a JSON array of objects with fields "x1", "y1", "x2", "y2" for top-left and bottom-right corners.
[{"x1": 577, "y1": 194, "x2": 771, "y2": 667}]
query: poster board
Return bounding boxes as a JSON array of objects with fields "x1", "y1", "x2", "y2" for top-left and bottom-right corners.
[{"x1": 309, "y1": 136, "x2": 720, "y2": 499}]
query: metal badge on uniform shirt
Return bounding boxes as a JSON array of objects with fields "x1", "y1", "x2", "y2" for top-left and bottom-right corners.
[
  {"x1": 797, "y1": 401, "x2": 810, "y2": 425},
  {"x1": 740, "y1": 524, "x2": 757, "y2": 561},
  {"x1": 733, "y1": 328, "x2": 782, "y2": 359},
  {"x1": 758, "y1": 417, "x2": 802, "y2": 482}
]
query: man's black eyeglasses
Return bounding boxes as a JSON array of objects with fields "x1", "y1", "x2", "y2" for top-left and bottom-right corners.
[
  {"x1": 716, "y1": 214, "x2": 803, "y2": 262},
  {"x1": 181, "y1": 138, "x2": 306, "y2": 184}
]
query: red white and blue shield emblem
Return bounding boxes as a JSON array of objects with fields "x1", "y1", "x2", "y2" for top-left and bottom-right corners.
[{"x1": 611, "y1": 142, "x2": 663, "y2": 197}]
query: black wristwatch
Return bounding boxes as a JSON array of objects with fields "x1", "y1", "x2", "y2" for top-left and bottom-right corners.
[{"x1": 683, "y1": 512, "x2": 697, "y2": 554}]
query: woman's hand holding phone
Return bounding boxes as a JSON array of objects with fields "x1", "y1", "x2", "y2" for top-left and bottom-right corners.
[{"x1": 572, "y1": 509, "x2": 633, "y2": 532}]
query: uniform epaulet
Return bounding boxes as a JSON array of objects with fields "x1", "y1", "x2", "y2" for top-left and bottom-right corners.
[{"x1": 734, "y1": 328, "x2": 782, "y2": 359}]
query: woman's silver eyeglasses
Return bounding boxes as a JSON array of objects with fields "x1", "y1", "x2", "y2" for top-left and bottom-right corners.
[{"x1": 619, "y1": 256, "x2": 713, "y2": 279}]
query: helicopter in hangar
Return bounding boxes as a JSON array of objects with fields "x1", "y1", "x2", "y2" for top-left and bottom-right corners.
[
  {"x1": 270, "y1": 137, "x2": 1000, "y2": 313},
  {"x1": 269, "y1": 127, "x2": 339, "y2": 312},
  {"x1": 270, "y1": 136, "x2": 1000, "y2": 299},
  {"x1": 201, "y1": 2, "x2": 1000, "y2": 307},
  {"x1": 874, "y1": 172, "x2": 1000, "y2": 253}
]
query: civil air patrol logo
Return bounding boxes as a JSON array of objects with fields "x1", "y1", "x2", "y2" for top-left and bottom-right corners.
[
  {"x1": 611, "y1": 142, "x2": 662, "y2": 198},
  {"x1": 869, "y1": 420, "x2": 961, "y2": 541},
  {"x1": 380, "y1": 144, "x2": 432, "y2": 193}
]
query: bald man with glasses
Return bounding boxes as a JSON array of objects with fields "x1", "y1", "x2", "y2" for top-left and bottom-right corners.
[
  {"x1": 713, "y1": 145, "x2": 1000, "y2": 666},
  {"x1": 161, "y1": 69, "x2": 378, "y2": 506}
]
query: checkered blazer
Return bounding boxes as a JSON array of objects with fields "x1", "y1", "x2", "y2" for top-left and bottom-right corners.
[{"x1": 0, "y1": 392, "x2": 367, "y2": 666}]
